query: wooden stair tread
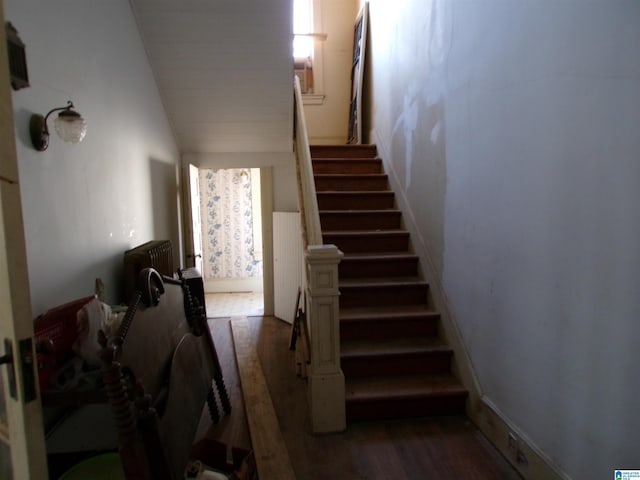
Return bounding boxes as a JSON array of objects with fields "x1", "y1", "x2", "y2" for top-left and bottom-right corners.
[
  {"x1": 320, "y1": 211, "x2": 402, "y2": 230},
  {"x1": 316, "y1": 192, "x2": 396, "y2": 209},
  {"x1": 315, "y1": 173, "x2": 388, "y2": 178},
  {"x1": 320, "y1": 209, "x2": 401, "y2": 215},
  {"x1": 313, "y1": 159, "x2": 382, "y2": 174},
  {"x1": 315, "y1": 175, "x2": 389, "y2": 191},
  {"x1": 312, "y1": 157, "x2": 381, "y2": 161},
  {"x1": 340, "y1": 306, "x2": 440, "y2": 341},
  {"x1": 324, "y1": 229, "x2": 408, "y2": 235},
  {"x1": 310, "y1": 145, "x2": 378, "y2": 158},
  {"x1": 340, "y1": 305, "x2": 438, "y2": 319},
  {"x1": 341, "y1": 252, "x2": 417, "y2": 261},
  {"x1": 346, "y1": 374, "x2": 467, "y2": 401},
  {"x1": 339, "y1": 253, "x2": 419, "y2": 278},
  {"x1": 317, "y1": 190, "x2": 394, "y2": 195},
  {"x1": 339, "y1": 277, "x2": 427, "y2": 287},
  {"x1": 312, "y1": 161, "x2": 382, "y2": 171},
  {"x1": 342, "y1": 337, "x2": 450, "y2": 357}
]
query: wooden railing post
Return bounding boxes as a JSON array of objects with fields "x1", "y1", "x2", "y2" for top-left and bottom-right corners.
[
  {"x1": 294, "y1": 76, "x2": 345, "y2": 433},
  {"x1": 305, "y1": 244, "x2": 345, "y2": 433}
]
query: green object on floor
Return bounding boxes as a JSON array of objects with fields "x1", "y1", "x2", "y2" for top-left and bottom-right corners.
[{"x1": 59, "y1": 453, "x2": 125, "y2": 480}]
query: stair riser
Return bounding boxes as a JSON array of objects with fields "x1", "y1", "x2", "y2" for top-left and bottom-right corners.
[
  {"x1": 340, "y1": 317, "x2": 438, "y2": 341},
  {"x1": 312, "y1": 160, "x2": 382, "y2": 174},
  {"x1": 342, "y1": 352, "x2": 452, "y2": 378},
  {"x1": 315, "y1": 176, "x2": 388, "y2": 192},
  {"x1": 320, "y1": 213, "x2": 401, "y2": 231},
  {"x1": 323, "y1": 234, "x2": 409, "y2": 253},
  {"x1": 317, "y1": 193, "x2": 395, "y2": 210},
  {"x1": 340, "y1": 285, "x2": 428, "y2": 308},
  {"x1": 339, "y1": 258, "x2": 418, "y2": 278},
  {"x1": 311, "y1": 145, "x2": 377, "y2": 158},
  {"x1": 346, "y1": 395, "x2": 467, "y2": 422}
]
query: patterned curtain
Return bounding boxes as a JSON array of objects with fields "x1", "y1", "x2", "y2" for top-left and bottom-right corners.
[{"x1": 199, "y1": 168, "x2": 262, "y2": 279}]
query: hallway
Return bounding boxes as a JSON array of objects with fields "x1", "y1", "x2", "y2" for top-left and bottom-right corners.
[
  {"x1": 197, "y1": 316, "x2": 522, "y2": 479},
  {"x1": 205, "y1": 292, "x2": 264, "y2": 318}
]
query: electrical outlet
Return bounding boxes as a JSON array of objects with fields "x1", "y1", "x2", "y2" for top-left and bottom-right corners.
[
  {"x1": 507, "y1": 431, "x2": 529, "y2": 467},
  {"x1": 516, "y1": 447, "x2": 529, "y2": 466}
]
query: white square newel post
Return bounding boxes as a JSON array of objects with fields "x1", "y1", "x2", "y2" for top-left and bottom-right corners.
[{"x1": 305, "y1": 244, "x2": 345, "y2": 433}]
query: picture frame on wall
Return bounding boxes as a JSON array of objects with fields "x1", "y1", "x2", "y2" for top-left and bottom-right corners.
[{"x1": 347, "y1": 2, "x2": 368, "y2": 144}]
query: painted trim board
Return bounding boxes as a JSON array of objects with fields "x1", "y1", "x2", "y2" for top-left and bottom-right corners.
[{"x1": 230, "y1": 317, "x2": 296, "y2": 480}]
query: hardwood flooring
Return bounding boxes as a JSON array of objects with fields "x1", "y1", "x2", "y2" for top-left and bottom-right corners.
[{"x1": 198, "y1": 316, "x2": 522, "y2": 480}]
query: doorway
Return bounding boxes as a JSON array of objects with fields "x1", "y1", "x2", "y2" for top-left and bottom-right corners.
[{"x1": 195, "y1": 167, "x2": 264, "y2": 317}]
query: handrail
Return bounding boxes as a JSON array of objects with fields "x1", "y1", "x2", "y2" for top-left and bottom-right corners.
[
  {"x1": 293, "y1": 76, "x2": 322, "y2": 248},
  {"x1": 292, "y1": 76, "x2": 345, "y2": 433}
]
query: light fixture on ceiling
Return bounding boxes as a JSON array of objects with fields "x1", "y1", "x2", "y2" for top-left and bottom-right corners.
[{"x1": 29, "y1": 101, "x2": 87, "y2": 151}]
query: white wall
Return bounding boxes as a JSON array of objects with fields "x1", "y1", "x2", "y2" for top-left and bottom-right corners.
[
  {"x1": 366, "y1": 0, "x2": 640, "y2": 478},
  {"x1": 182, "y1": 152, "x2": 297, "y2": 212},
  {"x1": 6, "y1": 0, "x2": 180, "y2": 314},
  {"x1": 304, "y1": 0, "x2": 357, "y2": 144}
]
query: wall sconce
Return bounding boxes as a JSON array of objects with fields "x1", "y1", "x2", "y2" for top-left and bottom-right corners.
[{"x1": 29, "y1": 101, "x2": 87, "y2": 151}]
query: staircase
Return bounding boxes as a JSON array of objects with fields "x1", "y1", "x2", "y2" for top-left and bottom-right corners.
[{"x1": 311, "y1": 144, "x2": 468, "y2": 422}]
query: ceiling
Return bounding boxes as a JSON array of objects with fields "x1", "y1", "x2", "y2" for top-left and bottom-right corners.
[{"x1": 129, "y1": 0, "x2": 294, "y2": 154}]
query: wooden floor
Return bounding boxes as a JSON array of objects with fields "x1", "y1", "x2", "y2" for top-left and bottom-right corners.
[{"x1": 197, "y1": 316, "x2": 522, "y2": 480}]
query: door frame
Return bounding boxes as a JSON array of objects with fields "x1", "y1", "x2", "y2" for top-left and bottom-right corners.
[
  {"x1": 183, "y1": 163, "x2": 265, "y2": 293},
  {"x1": 0, "y1": 1, "x2": 48, "y2": 478},
  {"x1": 181, "y1": 164, "x2": 204, "y2": 274},
  {"x1": 180, "y1": 161, "x2": 275, "y2": 316}
]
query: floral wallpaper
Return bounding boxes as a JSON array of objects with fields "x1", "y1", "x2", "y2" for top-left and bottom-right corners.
[{"x1": 199, "y1": 168, "x2": 262, "y2": 279}]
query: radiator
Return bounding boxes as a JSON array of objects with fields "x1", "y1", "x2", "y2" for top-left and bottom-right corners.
[{"x1": 124, "y1": 240, "x2": 174, "y2": 302}]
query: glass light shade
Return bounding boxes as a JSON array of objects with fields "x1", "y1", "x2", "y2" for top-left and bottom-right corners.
[{"x1": 53, "y1": 110, "x2": 87, "y2": 144}]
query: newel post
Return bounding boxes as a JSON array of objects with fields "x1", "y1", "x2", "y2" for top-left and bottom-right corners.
[{"x1": 305, "y1": 244, "x2": 345, "y2": 433}]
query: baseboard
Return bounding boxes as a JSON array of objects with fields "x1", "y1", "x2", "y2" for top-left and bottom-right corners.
[
  {"x1": 474, "y1": 397, "x2": 570, "y2": 480},
  {"x1": 371, "y1": 128, "x2": 483, "y2": 412}
]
